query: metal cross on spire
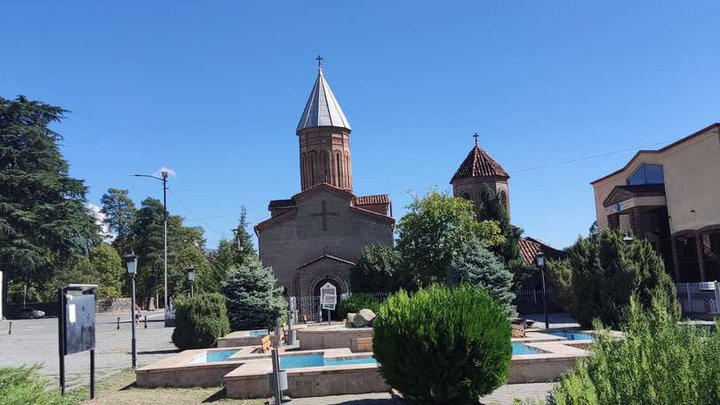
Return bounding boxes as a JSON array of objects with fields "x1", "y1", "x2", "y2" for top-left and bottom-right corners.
[
  {"x1": 316, "y1": 55, "x2": 324, "y2": 69},
  {"x1": 473, "y1": 132, "x2": 480, "y2": 145}
]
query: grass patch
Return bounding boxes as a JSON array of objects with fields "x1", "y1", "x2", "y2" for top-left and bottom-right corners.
[{"x1": 74, "y1": 369, "x2": 267, "y2": 404}]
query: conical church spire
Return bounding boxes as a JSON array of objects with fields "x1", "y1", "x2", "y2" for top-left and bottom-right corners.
[{"x1": 296, "y1": 66, "x2": 352, "y2": 134}]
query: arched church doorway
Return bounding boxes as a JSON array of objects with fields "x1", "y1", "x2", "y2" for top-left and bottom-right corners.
[{"x1": 314, "y1": 278, "x2": 342, "y2": 321}]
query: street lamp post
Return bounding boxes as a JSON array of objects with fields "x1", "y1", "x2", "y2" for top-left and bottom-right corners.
[
  {"x1": 535, "y1": 253, "x2": 549, "y2": 330},
  {"x1": 124, "y1": 253, "x2": 138, "y2": 369},
  {"x1": 186, "y1": 266, "x2": 195, "y2": 297},
  {"x1": 133, "y1": 171, "x2": 169, "y2": 326}
]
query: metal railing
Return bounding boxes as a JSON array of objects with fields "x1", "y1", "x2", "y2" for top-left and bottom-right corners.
[
  {"x1": 676, "y1": 282, "x2": 720, "y2": 315},
  {"x1": 291, "y1": 292, "x2": 388, "y2": 323}
]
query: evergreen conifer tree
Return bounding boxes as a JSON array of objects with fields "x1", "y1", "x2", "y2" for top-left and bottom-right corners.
[
  {"x1": 0, "y1": 96, "x2": 98, "y2": 311},
  {"x1": 447, "y1": 237, "x2": 516, "y2": 316},
  {"x1": 221, "y1": 257, "x2": 287, "y2": 330}
]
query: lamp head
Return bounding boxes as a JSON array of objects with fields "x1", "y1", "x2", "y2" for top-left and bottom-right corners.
[{"x1": 124, "y1": 253, "x2": 138, "y2": 275}]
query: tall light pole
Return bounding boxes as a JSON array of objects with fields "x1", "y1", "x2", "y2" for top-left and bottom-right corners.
[
  {"x1": 133, "y1": 171, "x2": 169, "y2": 326},
  {"x1": 124, "y1": 253, "x2": 138, "y2": 369},
  {"x1": 535, "y1": 253, "x2": 549, "y2": 330}
]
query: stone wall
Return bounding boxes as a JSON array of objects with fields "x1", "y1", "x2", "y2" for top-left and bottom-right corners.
[
  {"x1": 96, "y1": 297, "x2": 132, "y2": 313},
  {"x1": 258, "y1": 187, "x2": 394, "y2": 296}
]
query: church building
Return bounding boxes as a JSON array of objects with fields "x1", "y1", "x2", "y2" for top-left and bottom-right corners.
[{"x1": 255, "y1": 65, "x2": 395, "y2": 297}]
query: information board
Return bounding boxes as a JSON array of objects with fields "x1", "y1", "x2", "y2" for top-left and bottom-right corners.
[{"x1": 64, "y1": 293, "x2": 96, "y2": 355}]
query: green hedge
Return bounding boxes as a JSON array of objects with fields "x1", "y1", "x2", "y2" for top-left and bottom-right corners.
[
  {"x1": 171, "y1": 293, "x2": 230, "y2": 350},
  {"x1": 373, "y1": 285, "x2": 512, "y2": 404},
  {"x1": 552, "y1": 293, "x2": 720, "y2": 404},
  {"x1": 0, "y1": 366, "x2": 74, "y2": 405},
  {"x1": 337, "y1": 293, "x2": 383, "y2": 319}
]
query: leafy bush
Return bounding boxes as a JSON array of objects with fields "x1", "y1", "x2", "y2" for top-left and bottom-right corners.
[
  {"x1": 447, "y1": 237, "x2": 516, "y2": 316},
  {"x1": 171, "y1": 293, "x2": 230, "y2": 350},
  {"x1": 547, "y1": 258, "x2": 574, "y2": 313},
  {"x1": 0, "y1": 365, "x2": 74, "y2": 405},
  {"x1": 566, "y1": 229, "x2": 678, "y2": 328},
  {"x1": 373, "y1": 285, "x2": 512, "y2": 404},
  {"x1": 337, "y1": 293, "x2": 383, "y2": 319},
  {"x1": 221, "y1": 257, "x2": 287, "y2": 331},
  {"x1": 350, "y1": 244, "x2": 401, "y2": 293},
  {"x1": 551, "y1": 293, "x2": 720, "y2": 405}
]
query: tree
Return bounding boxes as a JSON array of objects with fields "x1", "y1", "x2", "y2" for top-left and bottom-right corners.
[
  {"x1": 396, "y1": 191, "x2": 504, "y2": 288},
  {"x1": 567, "y1": 229, "x2": 678, "y2": 328},
  {"x1": 232, "y1": 206, "x2": 256, "y2": 265},
  {"x1": 476, "y1": 185, "x2": 522, "y2": 264},
  {"x1": 100, "y1": 188, "x2": 136, "y2": 255},
  {"x1": 52, "y1": 243, "x2": 125, "y2": 298},
  {"x1": 132, "y1": 198, "x2": 165, "y2": 307},
  {"x1": 447, "y1": 237, "x2": 516, "y2": 316},
  {"x1": 205, "y1": 207, "x2": 257, "y2": 293},
  {"x1": 350, "y1": 244, "x2": 401, "y2": 293},
  {"x1": 221, "y1": 257, "x2": 287, "y2": 331},
  {"x1": 0, "y1": 96, "x2": 99, "y2": 312}
]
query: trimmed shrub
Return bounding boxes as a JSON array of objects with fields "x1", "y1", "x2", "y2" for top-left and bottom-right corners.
[
  {"x1": 337, "y1": 293, "x2": 383, "y2": 319},
  {"x1": 567, "y1": 229, "x2": 678, "y2": 328},
  {"x1": 350, "y1": 244, "x2": 401, "y2": 293},
  {"x1": 551, "y1": 293, "x2": 720, "y2": 405},
  {"x1": 0, "y1": 365, "x2": 75, "y2": 405},
  {"x1": 447, "y1": 237, "x2": 516, "y2": 316},
  {"x1": 221, "y1": 257, "x2": 287, "y2": 331},
  {"x1": 171, "y1": 293, "x2": 230, "y2": 350},
  {"x1": 373, "y1": 285, "x2": 512, "y2": 404}
]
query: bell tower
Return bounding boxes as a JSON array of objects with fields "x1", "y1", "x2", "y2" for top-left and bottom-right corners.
[
  {"x1": 450, "y1": 133, "x2": 511, "y2": 221},
  {"x1": 296, "y1": 60, "x2": 353, "y2": 191}
]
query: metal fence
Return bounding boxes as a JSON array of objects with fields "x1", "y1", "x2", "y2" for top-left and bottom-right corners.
[
  {"x1": 676, "y1": 282, "x2": 720, "y2": 316},
  {"x1": 291, "y1": 293, "x2": 388, "y2": 323}
]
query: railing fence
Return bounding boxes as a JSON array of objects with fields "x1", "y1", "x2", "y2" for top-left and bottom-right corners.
[{"x1": 676, "y1": 282, "x2": 720, "y2": 316}]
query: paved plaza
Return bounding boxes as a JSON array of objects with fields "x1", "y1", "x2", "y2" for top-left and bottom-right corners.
[
  {"x1": 0, "y1": 312, "x2": 568, "y2": 403},
  {"x1": 0, "y1": 310, "x2": 175, "y2": 387}
]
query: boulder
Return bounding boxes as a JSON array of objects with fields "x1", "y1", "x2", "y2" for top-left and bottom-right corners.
[
  {"x1": 345, "y1": 312, "x2": 357, "y2": 327},
  {"x1": 352, "y1": 309, "x2": 376, "y2": 328}
]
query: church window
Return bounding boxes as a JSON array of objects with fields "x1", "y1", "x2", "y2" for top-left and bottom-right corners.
[
  {"x1": 301, "y1": 153, "x2": 307, "y2": 189},
  {"x1": 461, "y1": 192, "x2": 471, "y2": 200},
  {"x1": 310, "y1": 152, "x2": 316, "y2": 184},
  {"x1": 499, "y1": 191, "x2": 508, "y2": 209},
  {"x1": 322, "y1": 151, "x2": 330, "y2": 183},
  {"x1": 336, "y1": 152, "x2": 342, "y2": 187},
  {"x1": 627, "y1": 163, "x2": 664, "y2": 186}
]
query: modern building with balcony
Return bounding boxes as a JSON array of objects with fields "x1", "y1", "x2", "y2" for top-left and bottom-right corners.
[{"x1": 591, "y1": 123, "x2": 720, "y2": 282}]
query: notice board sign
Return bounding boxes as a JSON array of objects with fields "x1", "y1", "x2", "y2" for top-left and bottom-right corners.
[{"x1": 64, "y1": 293, "x2": 96, "y2": 355}]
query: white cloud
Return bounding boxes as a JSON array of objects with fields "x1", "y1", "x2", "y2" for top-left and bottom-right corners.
[{"x1": 87, "y1": 203, "x2": 112, "y2": 241}]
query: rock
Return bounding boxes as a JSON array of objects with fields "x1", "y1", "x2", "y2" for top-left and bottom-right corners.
[
  {"x1": 345, "y1": 313, "x2": 356, "y2": 327},
  {"x1": 352, "y1": 309, "x2": 376, "y2": 328}
]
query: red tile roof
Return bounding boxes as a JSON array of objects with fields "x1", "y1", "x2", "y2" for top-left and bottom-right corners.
[
  {"x1": 519, "y1": 237, "x2": 566, "y2": 265},
  {"x1": 355, "y1": 194, "x2": 390, "y2": 206},
  {"x1": 268, "y1": 199, "x2": 296, "y2": 210},
  {"x1": 451, "y1": 145, "x2": 509, "y2": 183}
]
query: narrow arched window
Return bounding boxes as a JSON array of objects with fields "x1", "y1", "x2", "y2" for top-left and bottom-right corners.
[
  {"x1": 310, "y1": 152, "x2": 316, "y2": 185},
  {"x1": 336, "y1": 152, "x2": 342, "y2": 188},
  {"x1": 322, "y1": 151, "x2": 330, "y2": 183},
  {"x1": 301, "y1": 153, "x2": 307, "y2": 189}
]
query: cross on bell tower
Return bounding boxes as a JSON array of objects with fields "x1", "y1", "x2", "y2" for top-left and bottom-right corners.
[
  {"x1": 473, "y1": 132, "x2": 480, "y2": 146},
  {"x1": 315, "y1": 55, "x2": 323, "y2": 69}
]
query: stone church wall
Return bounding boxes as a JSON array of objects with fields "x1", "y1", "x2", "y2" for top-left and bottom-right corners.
[{"x1": 258, "y1": 188, "x2": 393, "y2": 296}]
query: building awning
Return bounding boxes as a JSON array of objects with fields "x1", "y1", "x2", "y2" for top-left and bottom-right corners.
[{"x1": 603, "y1": 185, "x2": 666, "y2": 215}]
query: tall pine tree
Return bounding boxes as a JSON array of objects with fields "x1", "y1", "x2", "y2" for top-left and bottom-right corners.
[
  {"x1": 0, "y1": 96, "x2": 98, "y2": 311},
  {"x1": 100, "y1": 188, "x2": 136, "y2": 255}
]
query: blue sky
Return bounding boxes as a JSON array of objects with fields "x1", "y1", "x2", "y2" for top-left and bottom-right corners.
[{"x1": 2, "y1": 1, "x2": 719, "y2": 249}]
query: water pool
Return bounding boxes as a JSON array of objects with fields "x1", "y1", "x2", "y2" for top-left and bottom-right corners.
[
  {"x1": 512, "y1": 342, "x2": 545, "y2": 355},
  {"x1": 548, "y1": 330, "x2": 595, "y2": 341},
  {"x1": 189, "y1": 350, "x2": 239, "y2": 364},
  {"x1": 280, "y1": 354, "x2": 377, "y2": 369},
  {"x1": 247, "y1": 329, "x2": 268, "y2": 337}
]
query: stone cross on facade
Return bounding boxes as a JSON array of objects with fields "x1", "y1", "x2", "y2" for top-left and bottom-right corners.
[{"x1": 310, "y1": 200, "x2": 337, "y2": 231}]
